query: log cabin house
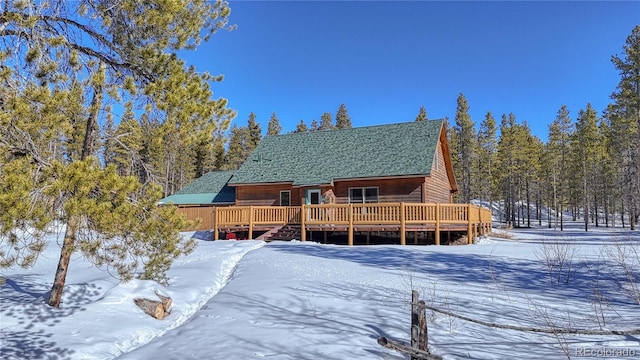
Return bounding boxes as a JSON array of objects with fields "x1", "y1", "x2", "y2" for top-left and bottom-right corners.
[{"x1": 162, "y1": 120, "x2": 491, "y2": 245}]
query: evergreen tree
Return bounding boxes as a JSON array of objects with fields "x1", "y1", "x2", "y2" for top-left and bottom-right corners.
[
  {"x1": 247, "y1": 112, "x2": 262, "y2": 149},
  {"x1": 0, "y1": 0, "x2": 233, "y2": 307},
  {"x1": 225, "y1": 124, "x2": 252, "y2": 170},
  {"x1": 453, "y1": 93, "x2": 476, "y2": 203},
  {"x1": 212, "y1": 132, "x2": 228, "y2": 171},
  {"x1": 267, "y1": 112, "x2": 282, "y2": 136},
  {"x1": 112, "y1": 108, "x2": 146, "y2": 179},
  {"x1": 294, "y1": 120, "x2": 308, "y2": 133},
  {"x1": 598, "y1": 114, "x2": 620, "y2": 227},
  {"x1": 512, "y1": 121, "x2": 540, "y2": 227},
  {"x1": 610, "y1": 25, "x2": 640, "y2": 229},
  {"x1": 527, "y1": 134, "x2": 545, "y2": 226},
  {"x1": 496, "y1": 114, "x2": 517, "y2": 226},
  {"x1": 605, "y1": 104, "x2": 638, "y2": 228},
  {"x1": 415, "y1": 105, "x2": 428, "y2": 122},
  {"x1": 319, "y1": 112, "x2": 335, "y2": 130},
  {"x1": 310, "y1": 119, "x2": 320, "y2": 131},
  {"x1": 547, "y1": 105, "x2": 574, "y2": 231},
  {"x1": 335, "y1": 104, "x2": 353, "y2": 129},
  {"x1": 476, "y1": 111, "x2": 497, "y2": 208},
  {"x1": 573, "y1": 103, "x2": 601, "y2": 230}
]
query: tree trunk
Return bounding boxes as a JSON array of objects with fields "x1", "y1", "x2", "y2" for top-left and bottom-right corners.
[
  {"x1": 594, "y1": 192, "x2": 599, "y2": 227},
  {"x1": 622, "y1": 199, "x2": 626, "y2": 228},
  {"x1": 583, "y1": 164, "x2": 588, "y2": 232},
  {"x1": 48, "y1": 217, "x2": 77, "y2": 308},
  {"x1": 80, "y1": 78, "x2": 103, "y2": 159},
  {"x1": 526, "y1": 177, "x2": 531, "y2": 228},
  {"x1": 547, "y1": 197, "x2": 552, "y2": 228},
  {"x1": 604, "y1": 195, "x2": 609, "y2": 228},
  {"x1": 48, "y1": 65, "x2": 104, "y2": 308}
]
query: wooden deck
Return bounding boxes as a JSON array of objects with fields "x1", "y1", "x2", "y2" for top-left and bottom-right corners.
[{"x1": 188, "y1": 203, "x2": 491, "y2": 245}]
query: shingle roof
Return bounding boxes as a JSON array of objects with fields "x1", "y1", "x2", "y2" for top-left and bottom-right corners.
[
  {"x1": 159, "y1": 170, "x2": 236, "y2": 205},
  {"x1": 229, "y1": 120, "x2": 444, "y2": 186}
]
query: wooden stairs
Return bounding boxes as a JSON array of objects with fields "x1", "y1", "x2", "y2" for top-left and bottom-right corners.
[{"x1": 256, "y1": 225, "x2": 301, "y2": 241}]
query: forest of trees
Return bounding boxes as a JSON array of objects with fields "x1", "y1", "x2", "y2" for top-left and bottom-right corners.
[
  {"x1": 215, "y1": 103, "x2": 353, "y2": 170},
  {"x1": 445, "y1": 26, "x2": 640, "y2": 231}
]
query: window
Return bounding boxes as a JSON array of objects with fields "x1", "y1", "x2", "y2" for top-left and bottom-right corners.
[
  {"x1": 279, "y1": 190, "x2": 291, "y2": 206},
  {"x1": 349, "y1": 187, "x2": 378, "y2": 203}
]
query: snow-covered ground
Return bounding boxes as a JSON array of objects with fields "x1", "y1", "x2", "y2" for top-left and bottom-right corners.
[{"x1": 1, "y1": 224, "x2": 639, "y2": 359}]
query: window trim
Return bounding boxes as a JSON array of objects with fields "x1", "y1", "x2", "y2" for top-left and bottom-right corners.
[
  {"x1": 348, "y1": 187, "x2": 379, "y2": 203},
  {"x1": 279, "y1": 190, "x2": 291, "y2": 206}
]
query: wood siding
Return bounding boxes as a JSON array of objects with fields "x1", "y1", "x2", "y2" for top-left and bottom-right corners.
[
  {"x1": 175, "y1": 206, "x2": 216, "y2": 230},
  {"x1": 334, "y1": 178, "x2": 423, "y2": 204},
  {"x1": 424, "y1": 138, "x2": 453, "y2": 203},
  {"x1": 236, "y1": 184, "x2": 300, "y2": 206}
]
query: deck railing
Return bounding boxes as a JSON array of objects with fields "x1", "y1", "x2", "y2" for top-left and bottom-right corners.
[{"x1": 206, "y1": 203, "x2": 492, "y2": 245}]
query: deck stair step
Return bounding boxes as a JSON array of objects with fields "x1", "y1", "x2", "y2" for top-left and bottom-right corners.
[
  {"x1": 262, "y1": 225, "x2": 301, "y2": 241},
  {"x1": 256, "y1": 225, "x2": 284, "y2": 240}
]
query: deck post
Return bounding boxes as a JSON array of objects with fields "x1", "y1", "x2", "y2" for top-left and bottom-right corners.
[
  {"x1": 435, "y1": 203, "x2": 440, "y2": 246},
  {"x1": 467, "y1": 204, "x2": 473, "y2": 244},
  {"x1": 348, "y1": 203, "x2": 354, "y2": 246},
  {"x1": 478, "y1": 206, "x2": 483, "y2": 236},
  {"x1": 301, "y1": 204, "x2": 306, "y2": 241},
  {"x1": 213, "y1": 207, "x2": 219, "y2": 240},
  {"x1": 248, "y1": 206, "x2": 254, "y2": 240},
  {"x1": 400, "y1": 202, "x2": 406, "y2": 246}
]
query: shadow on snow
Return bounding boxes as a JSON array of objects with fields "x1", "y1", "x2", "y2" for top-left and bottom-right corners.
[{"x1": 0, "y1": 274, "x2": 101, "y2": 360}]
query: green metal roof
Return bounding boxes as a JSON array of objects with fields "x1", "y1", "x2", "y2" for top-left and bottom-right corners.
[
  {"x1": 229, "y1": 120, "x2": 444, "y2": 186},
  {"x1": 159, "y1": 170, "x2": 236, "y2": 205}
]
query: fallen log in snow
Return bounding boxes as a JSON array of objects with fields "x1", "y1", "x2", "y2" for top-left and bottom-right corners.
[{"x1": 134, "y1": 291, "x2": 173, "y2": 320}]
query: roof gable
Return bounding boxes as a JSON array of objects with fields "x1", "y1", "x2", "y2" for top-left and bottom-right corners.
[
  {"x1": 230, "y1": 120, "x2": 444, "y2": 186},
  {"x1": 159, "y1": 170, "x2": 236, "y2": 205}
]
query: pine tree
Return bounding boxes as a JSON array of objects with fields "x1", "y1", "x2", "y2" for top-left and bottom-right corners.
[
  {"x1": 335, "y1": 104, "x2": 353, "y2": 129},
  {"x1": 225, "y1": 125, "x2": 252, "y2": 170},
  {"x1": 319, "y1": 112, "x2": 335, "y2": 130},
  {"x1": 294, "y1": 120, "x2": 308, "y2": 133},
  {"x1": 212, "y1": 132, "x2": 228, "y2": 171},
  {"x1": 415, "y1": 105, "x2": 428, "y2": 122},
  {"x1": 527, "y1": 134, "x2": 545, "y2": 226},
  {"x1": 0, "y1": 0, "x2": 234, "y2": 307},
  {"x1": 511, "y1": 121, "x2": 540, "y2": 227},
  {"x1": 310, "y1": 119, "x2": 319, "y2": 131},
  {"x1": 453, "y1": 93, "x2": 476, "y2": 203},
  {"x1": 112, "y1": 108, "x2": 146, "y2": 179},
  {"x1": 598, "y1": 114, "x2": 620, "y2": 227},
  {"x1": 573, "y1": 104, "x2": 601, "y2": 230},
  {"x1": 496, "y1": 114, "x2": 517, "y2": 226},
  {"x1": 247, "y1": 112, "x2": 262, "y2": 149},
  {"x1": 605, "y1": 104, "x2": 638, "y2": 228},
  {"x1": 547, "y1": 105, "x2": 574, "y2": 231},
  {"x1": 267, "y1": 112, "x2": 282, "y2": 136},
  {"x1": 610, "y1": 25, "x2": 640, "y2": 229},
  {"x1": 476, "y1": 111, "x2": 497, "y2": 209}
]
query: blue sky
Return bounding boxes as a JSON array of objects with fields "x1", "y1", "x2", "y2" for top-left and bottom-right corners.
[{"x1": 183, "y1": 1, "x2": 639, "y2": 140}]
